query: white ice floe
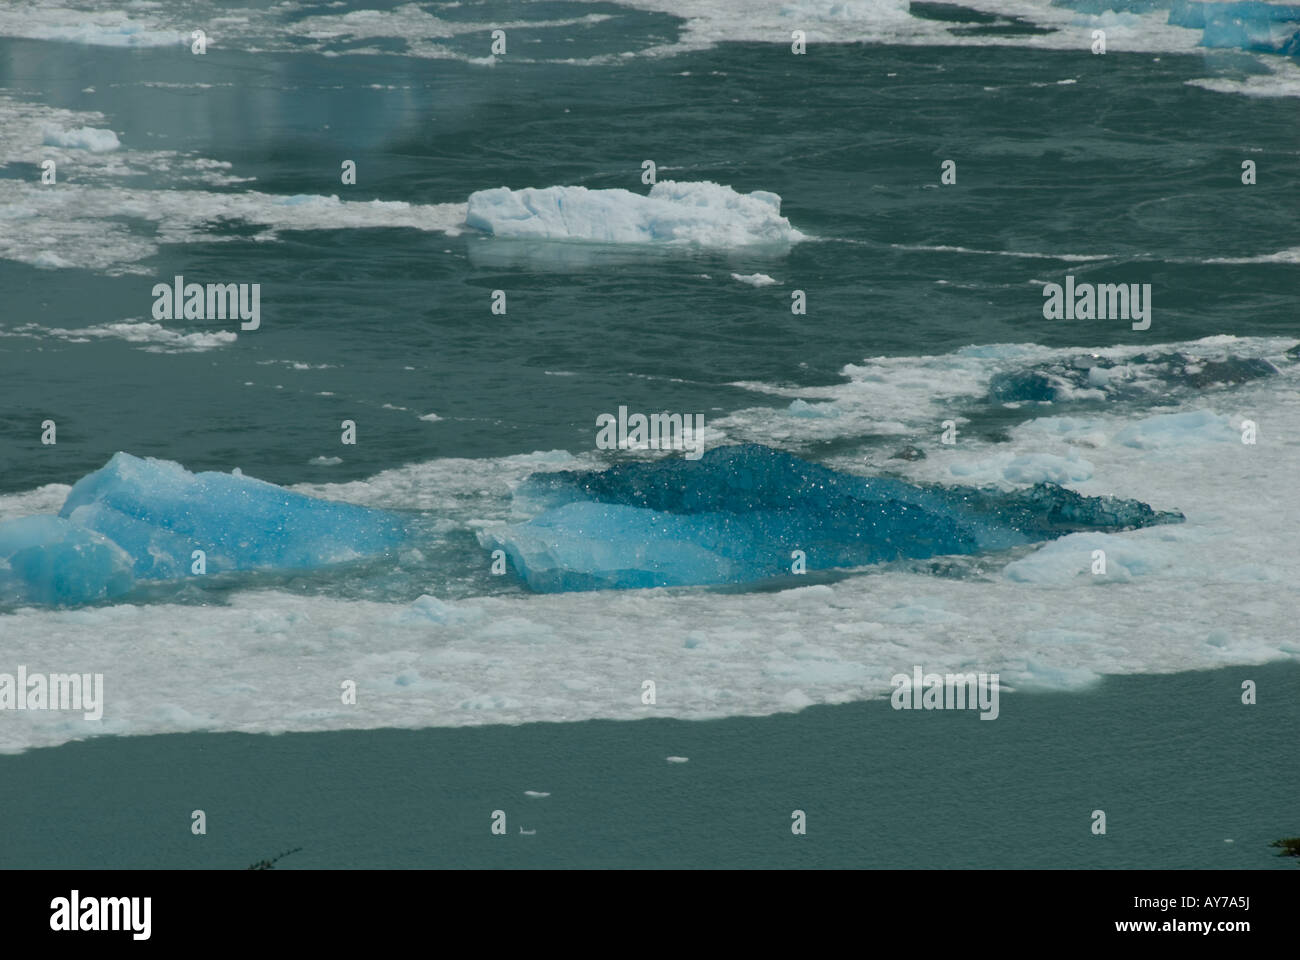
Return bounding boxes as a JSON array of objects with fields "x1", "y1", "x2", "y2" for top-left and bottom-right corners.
[
  {"x1": 6, "y1": 321, "x2": 236, "y2": 353},
  {"x1": 731, "y1": 272, "x2": 778, "y2": 286},
  {"x1": 0, "y1": 179, "x2": 466, "y2": 275},
  {"x1": 0, "y1": 3, "x2": 184, "y2": 47},
  {"x1": 465, "y1": 181, "x2": 805, "y2": 248},
  {"x1": 1189, "y1": 57, "x2": 1300, "y2": 99},
  {"x1": 41, "y1": 125, "x2": 120, "y2": 152}
]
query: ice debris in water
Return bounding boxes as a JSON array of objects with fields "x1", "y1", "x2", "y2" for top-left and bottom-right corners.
[
  {"x1": 0, "y1": 452, "x2": 404, "y2": 606},
  {"x1": 41, "y1": 125, "x2": 121, "y2": 152},
  {"x1": 1169, "y1": 1, "x2": 1300, "y2": 55},
  {"x1": 986, "y1": 350, "x2": 1278, "y2": 404},
  {"x1": 464, "y1": 181, "x2": 805, "y2": 247},
  {"x1": 483, "y1": 444, "x2": 1182, "y2": 592}
]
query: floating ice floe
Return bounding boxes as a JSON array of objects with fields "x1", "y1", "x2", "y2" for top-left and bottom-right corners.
[
  {"x1": 41, "y1": 125, "x2": 120, "y2": 152},
  {"x1": 731, "y1": 272, "x2": 778, "y2": 286},
  {"x1": 0, "y1": 453, "x2": 405, "y2": 606},
  {"x1": 1170, "y1": 0, "x2": 1300, "y2": 54},
  {"x1": 483, "y1": 444, "x2": 1182, "y2": 591},
  {"x1": 465, "y1": 181, "x2": 805, "y2": 247},
  {"x1": 986, "y1": 351, "x2": 1278, "y2": 405}
]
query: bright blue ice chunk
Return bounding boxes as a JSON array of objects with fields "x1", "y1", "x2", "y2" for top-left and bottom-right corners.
[
  {"x1": 57, "y1": 452, "x2": 405, "y2": 582},
  {"x1": 1169, "y1": 1, "x2": 1300, "y2": 53},
  {"x1": 0, "y1": 515, "x2": 135, "y2": 606},
  {"x1": 488, "y1": 502, "x2": 760, "y2": 591},
  {"x1": 488, "y1": 445, "x2": 1182, "y2": 592},
  {"x1": 0, "y1": 452, "x2": 404, "y2": 606}
]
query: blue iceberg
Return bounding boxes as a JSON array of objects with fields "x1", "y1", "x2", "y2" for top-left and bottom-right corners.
[
  {"x1": 0, "y1": 515, "x2": 135, "y2": 606},
  {"x1": 0, "y1": 453, "x2": 405, "y2": 606},
  {"x1": 1168, "y1": 1, "x2": 1300, "y2": 54},
  {"x1": 486, "y1": 445, "x2": 1184, "y2": 592}
]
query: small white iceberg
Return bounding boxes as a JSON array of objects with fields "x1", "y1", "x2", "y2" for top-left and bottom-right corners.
[
  {"x1": 42, "y1": 125, "x2": 120, "y2": 152},
  {"x1": 731, "y1": 272, "x2": 778, "y2": 287},
  {"x1": 465, "y1": 181, "x2": 805, "y2": 248}
]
